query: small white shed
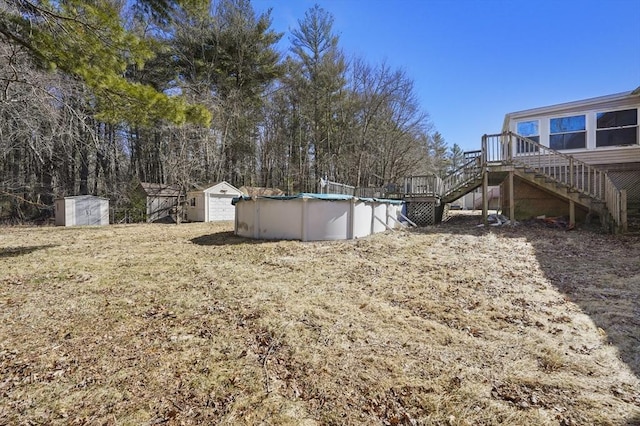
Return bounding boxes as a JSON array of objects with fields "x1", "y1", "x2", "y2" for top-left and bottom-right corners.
[
  {"x1": 55, "y1": 195, "x2": 109, "y2": 226},
  {"x1": 186, "y1": 181, "x2": 242, "y2": 222}
]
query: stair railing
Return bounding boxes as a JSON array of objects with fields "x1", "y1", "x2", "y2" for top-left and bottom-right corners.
[
  {"x1": 482, "y1": 131, "x2": 626, "y2": 232},
  {"x1": 441, "y1": 156, "x2": 483, "y2": 199}
]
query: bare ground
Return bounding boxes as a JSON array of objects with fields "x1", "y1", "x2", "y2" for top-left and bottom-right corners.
[{"x1": 1, "y1": 212, "x2": 639, "y2": 425}]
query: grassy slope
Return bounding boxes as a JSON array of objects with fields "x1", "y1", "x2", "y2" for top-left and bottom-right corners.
[{"x1": 1, "y1": 216, "x2": 639, "y2": 425}]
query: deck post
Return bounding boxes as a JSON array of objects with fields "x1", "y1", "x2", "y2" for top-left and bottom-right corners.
[
  {"x1": 481, "y1": 134, "x2": 487, "y2": 164},
  {"x1": 569, "y1": 200, "x2": 575, "y2": 229},
  {"x1": 509, "y1": 170, "x2": 515, "y2": 226},
  {"x1": 482, "y1": 169, "x2": 488, "y2": 226}
]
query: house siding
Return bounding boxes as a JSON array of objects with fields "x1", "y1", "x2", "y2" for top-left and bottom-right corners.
[{"x1": 569, "y1": 147, "x2": 640, "y2": 166}]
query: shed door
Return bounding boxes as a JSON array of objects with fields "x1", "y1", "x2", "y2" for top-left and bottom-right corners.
[
  {"x1": 75, "y1": 198, "x2": 99, "y2": 226},
  {"x1": 207, "y1": 194, "x2": 235, "y2": 221}
]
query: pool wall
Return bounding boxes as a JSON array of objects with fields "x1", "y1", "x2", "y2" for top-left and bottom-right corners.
[{"x1": 234, "y1": 194, "x2": 404, "y2": 241}]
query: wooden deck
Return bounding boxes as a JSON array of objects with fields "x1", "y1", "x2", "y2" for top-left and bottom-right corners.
[
  {"x1": 320, "y1": 132, "x2": 627, "y2": 232},
  {"x1": 396, "y1": 132, "x2": 627, "y2": 232}
]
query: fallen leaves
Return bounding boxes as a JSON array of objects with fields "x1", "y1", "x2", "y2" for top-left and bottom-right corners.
[{"x1": 0, "y1": 217, "x2": 638, "y2": 425}]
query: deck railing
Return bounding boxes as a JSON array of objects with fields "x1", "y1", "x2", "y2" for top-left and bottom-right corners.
[
  {"x1": 402, "y1": 175, "x2": 442, "y2": 196},
  {"x1": 321, "y1": 180, "x2": 356, "y2": 195},
  {"x1": 482, "y1": 132, "x2": 626, "y2": 232},
  {"x1": 320, "y1": 179, "x2": 385, "y2": 198}
]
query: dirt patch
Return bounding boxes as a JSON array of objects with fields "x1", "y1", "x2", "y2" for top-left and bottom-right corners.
[{"x1": 1, "y1": 216, "x2": 639, "y2": 425}]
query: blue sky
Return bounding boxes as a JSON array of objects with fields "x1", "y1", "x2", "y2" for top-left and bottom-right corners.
[{"x1": 252, "y1": 0, "x2": 640, "y2": 153}]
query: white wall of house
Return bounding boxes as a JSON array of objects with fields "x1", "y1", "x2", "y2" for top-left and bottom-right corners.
[
  {"x1": 187, "y1": 181, "x2": 242, "y2": 222},
  {"x1": 504, "y1": 88, "x2": 640, "y2": 166}
]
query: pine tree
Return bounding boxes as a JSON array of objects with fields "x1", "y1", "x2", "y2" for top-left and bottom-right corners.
[
  {"x1": 0, "y1": 0, "x2": 210, "y2": 125},
  {"x1": 449, "y1": 143, "x2": 465, "y2": 172},
  {"x1": 429, "y1": 131, "x2": 450, "y2": 178},
  {"x1": 289, "y1": 4, "x2": 346, "y2": 190}
]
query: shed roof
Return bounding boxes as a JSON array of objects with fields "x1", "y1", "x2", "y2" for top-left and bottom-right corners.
[
  {"x1": 139, "y1": 182, "x2": 181, "y2": 197},
  {"x1": 57, "y1": 195, "x2": 110, "y2": 201},
  {"x1": 189, "y1": 181, "x2": 242, "y2": 195}
]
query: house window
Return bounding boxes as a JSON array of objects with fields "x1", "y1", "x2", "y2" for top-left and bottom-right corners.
[
  {"x1": 549, "y1": 115, "x2": 586, "y2": 150},
  {"x1": 596, "y1": 108, "x2": 638, "y2": 147},
  {"x1": 516, "y1": 120, "x2": 539, "y2": 153},
  {"x1": 190, "y1": 198, "x2": 196, "y2": 207}
]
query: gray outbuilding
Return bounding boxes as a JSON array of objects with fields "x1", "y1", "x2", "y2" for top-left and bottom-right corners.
[{"x1": 136, "y1": 182, "x2": 182, "y2": 222}]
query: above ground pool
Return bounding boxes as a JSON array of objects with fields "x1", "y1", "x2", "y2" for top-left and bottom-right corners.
[{"x1": 233, "y1": 193, "x2": 405, "y2": 241}]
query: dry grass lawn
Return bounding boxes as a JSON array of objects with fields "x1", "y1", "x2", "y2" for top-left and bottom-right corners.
[{"x1": 1, "y1": 212, "x2": 639, "y2": 425}]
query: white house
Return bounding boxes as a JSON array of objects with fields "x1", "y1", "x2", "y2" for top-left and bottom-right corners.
[
  {"x1": 55, "y1": 195, "x2": 109, "y2": 226},
  {"x1": 503, "y1": 87, "x2": 639, "y2": 168},
  {"x1": 186, "y1": 181, "x2": 242, "y2": 222},
  {"x1": 502, "y1": 87, "x2": 639, "y2": 216}
]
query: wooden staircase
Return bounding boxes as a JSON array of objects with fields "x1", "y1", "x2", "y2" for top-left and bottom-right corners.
[
  {"x1": 441, "y1": 156, "x2": 483, "y2": 204},
  {"x1": 437, "y1": 132, "x2": 628, "y2": 233}
]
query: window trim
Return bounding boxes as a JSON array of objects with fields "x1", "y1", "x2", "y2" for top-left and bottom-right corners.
[
  {"x1": 516, "y1": 120, "x2": 539, "y2": 138},
  {"x1": 595, "y1": 108, "x2": 638, "y2": 148},
  {"x1": 516, "y1": 120, "x2": 540, "y2": 153},
  {"x1": 549, "y1": 114, "x2": 586, "y2": 151},
  {"x1": 511, "y1": 107, "x2": 639, "y2": 152}
]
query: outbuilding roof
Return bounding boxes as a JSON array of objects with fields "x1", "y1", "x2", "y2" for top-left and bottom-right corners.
[
  {"x1": 188, "y1": 181, "x2": 242, "y2": 194},
  {"x1": 57, "y1": 195, "x2": 110, "y2": 201}
]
